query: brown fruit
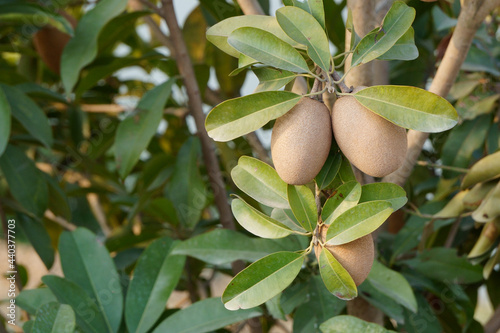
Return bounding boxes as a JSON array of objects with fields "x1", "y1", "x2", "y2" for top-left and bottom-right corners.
[
  {"x1": 332, "y1": 86, "x2": 407, "y2": 177},
  {"x1": 315, "y1": 225, "x2": 374, "y2": 286},
  {"x1": 271, "y1": 97, "x2": 332, "y2": 185},
  {"x1": 33, "y1": 11, "x2": 77, "y2": 74}
]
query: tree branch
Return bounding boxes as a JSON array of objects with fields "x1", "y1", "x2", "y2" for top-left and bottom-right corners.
[
  {"x1": 485, "y1": 305, "x2": 500, "y2": 333},
  {"x1": 383, "y1": 0, "x2": 500, "y2": 186},
  {"x1": 236, "y1": 0, "x2": 265, "y2": 15}
]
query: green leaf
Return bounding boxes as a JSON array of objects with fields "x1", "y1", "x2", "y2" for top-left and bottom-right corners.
[
  {"x1": 228, "y1": 27, "x2": 310, "y2": 73},
  {"x1": 271, "y1": 208, "x2": 306, "y2": 232},
  {"x1": 229, "y1": 53, "x2": 258, "y2": 76},
  {"x1": 58, "y1": 228, "x2": 123, "y2": 333},
  {"x1": 18, "y1": 214, "x2": 54, "y2": 269},
  {"x1": 434, "y1": 190, "x2": 467, "y2": 218},
  {"x1": 0, "y1": 145, "x2": 48, "y2": 217},
  {"x1": 351, "y1": 1, "x2": 415, "y2": 67},
  {"x1": 320, "y1": 315, "x2": 396, "y2": 333},
  {"x1": 319, "y1": 249, "x2": 357, "y2": 300},
  {"x1": 358, "y1": 281, "x2": 404, "y2": 321},
  {"x1": 222, "y1": 251, "x2": 304, "y2": 310},
  {"x1": 115, "y1": 79, "x2": 174, "y2": 178},
  {"x1": 284, "y1": 0, "x2": 325, "y2": 29},
  {"x1": 16, "y1": 288, "x2": 57, "y2": 315},
  {"x1": 231, "y1": 156, "x2": 288, "y2": 209},
  {"x1": 276, "y1": 6, "x2": 331, "y2": 73},
  {"x1": 206, "y1": 15, "x2": 302, "y2": 58},
  {"x1": 367, "y1": 261, "x2": 417, "y2": 312},
  {"x1": 322, "y1": 181, "x2": 362, "y2": 225},
  {"x1": 165, "y1": 137, "x2": 207, "y2": 228},
  {"x1": 0, "y1": 3, "x2": 74, "y2": 33},
  {"x1": 471, "y1": 182, "x2": 500, "y2": 222},
  {"x1": 231, "y1": 197, "x2": 294, "y2": 239},
  {"x1": 401, "y1": 293, "x2": 442, "y2": 333},
  {"x1": 125, "y1": 237, "x2": 185, "y2": 333},
  {"x1": 287, "y1": 185, "x2": 317, "y2": 232},
  {"x1": 338, "y1": 156, "x2": 356, "y2": 183},
  {"x1": 206, "y1": 91, "x2": 301, "y2": 142},
  {"x1": 353, "y1": 85, "x2": 458, "y2": 132},
  {"x1": 32, "y1": 303, "x2": 75, "y2": 333},
  {"x1": 315, "y1": 153, "x2": 342, "y2": 190},
  {"x1": 359, "y1": 182, "x2": 407, "y2": 211},
  {"x1": 0, "y1": 84, "x2": 53, "y2": 148},
  {"x1": 0, "y1": 88, "x2": 10, "y2": 156},
  {"x1": 254, "y1": 68, "x2": 296, "y2": 92},
  {"x1": 44, "y1": 174, "x2": 72, "y2": 221},
  {"x1": 377, "y1": 27, "x2": 418, "y2": 61},
  {"x1": 152, "y1": 297, "x2": 262, "y2": 333},
  {"x1": 61, "y1": 0, "x2": 128, "y2": 93},
  {"x1": 326, "y1": 201, "x2": 393, "y2": 245},
  {"x1": 43, "y1": 276, "x2": 110, "y2": 333},
  {"x1": 462, "y1": 151, "x2": 500, "y2": 188},
  {"x1": 173, "y1": 229, "x2": 293, "y2": 264}
]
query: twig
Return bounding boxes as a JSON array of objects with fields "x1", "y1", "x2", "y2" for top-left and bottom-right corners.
[
  {"x1": 485, "y1": 305, "x2": 500, "y2": 333},
  {"x1": 331, "y1": 71, "x2": 352, "y2": 93},
  {"x1": 416, "y1": 160, "x2": 469, "y2": 173},
  {"x1": 236, "y1": 0, "x2": 265, "y2": 15},
  {"x1": 444, "y1": 216, "x2": 461, "y2": 248},
  {"x1": 44, "y1": 210, "x2": 77, "y2": 231},
  {"x1": 402, "y1": 208, "x2": 473, "y2": 220}
]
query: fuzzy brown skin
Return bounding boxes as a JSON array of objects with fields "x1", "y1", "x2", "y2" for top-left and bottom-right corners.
[
  {"x1": 315, "y1": 225, "x2": 374, "y2": 286},
  {"x1": 332, "y1": 86, "x2": 407, "y2": 178},
  {"x1": 271, "y1": 97, "x2": 332, "y2": 185},
  {"x1": 33, "y1": 11, "x2": 76, "y2": 74}
]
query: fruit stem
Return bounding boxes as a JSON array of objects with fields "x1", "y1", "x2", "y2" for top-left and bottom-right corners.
[{"x1": 331, "y1": 70, "x2": 352, "y2": 94}]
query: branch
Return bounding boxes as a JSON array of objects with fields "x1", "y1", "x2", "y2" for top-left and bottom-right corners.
[
  {"x1": 236, "y1": 0, "x2": 265, "y2": 15},
  {"x1": 44, "y1": 210, "x2": 77, "y2": 231},
  {"x1": 485, "y1": 305, "x2": 500, "y2": 333},
  {"x1": 383, "y1": 0, "x2": 500, "y2": 186}
]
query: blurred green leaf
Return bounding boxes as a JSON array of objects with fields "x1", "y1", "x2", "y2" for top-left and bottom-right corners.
[
  {"x1": 359, "y1": 182, "x2": 407, "y2": 210},
  {"x1": 0, "y1": 3, "x2": 73, "y2": 33},
  {"x1": 320, "y1": 315, "x2": 396, "y2": 333},
  {"x1": 318, "y1": 249, "x2": 357, "y2": 300},
  {"x1": 462, "y1": 151, "x2": 500, "y2": 188},
  {"x1": 322, "y1": 181, "x2": 361, "y2": 225},
  {"x1": 287, "y1": 184, "x2": 317, "y2": 232},
  {"x1": 182, "y1": 6, "x2": 207, "y2": 64},
  {"x1": 18, "y1": 214, "x2": 54, "y2": 269},
  {"x1": 16, "y1": 288, "x2": 56, "y2": 315},
  {"x1": 33, "y1": 302, "x2": 75, "y2": 333},
  {"x1": 472, "y1": 182, "x2": 500, "y2": 222},
  {"x1": 0, "y1": 87, "x2": 10, "y2": 156},
  {"x1": 401, "y1": 293, "x2": 442, "y2": 333}
]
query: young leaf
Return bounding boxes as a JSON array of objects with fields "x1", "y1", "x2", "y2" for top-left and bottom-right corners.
[
  {"x1": 283, "y1": 0, "x2": 325, "y2": 29},
  {"x1": 58, "y1": 228, "x2": 123, "y2": 333},
  {"x1": 287, "y1": 184, "x2": 318, "y2": 232},
  {"x1": 206, "y1": 91, "x2": 301, "y2": 142},
  {"x1": 322, "y1": 181, "x2": 362, "y2": 225},
  {"x1": 461, "y1": 151, "x2": 500, "y2": 188},
  {"x1": 125, "y1": 237, "x2": 185, "y2": 333},
  {"x1": 32, "y1": 303, "x2": 75, "y2": 333},
  {"x1": 254, "y1": 68, "x2": 296, "y2": 92},
  {"x1": 276, "y1": 6, "x2": 331, "y2": 74},
  {"x1": 315, "y1": 153, "x2": 342, "y2": 190},
  {"x1": 115, "y1": 79, "x2": 174, "y2": 178},
  {"x1": 377, "y1": 27, "x2": 418, "y2": 61},
  {"x1": 353, "y1": 85, "x2": 458, "y2": 132},
  {"x1": 231, "y1": 197, "x2": 295, "y2": 238},
  {"x1": 351, "y1": 1, "x2": 415, "y2": 67},
  {"x1": 222, "y1": 251, "x2": 305, "y2": 310},
  {"x1": 318, "y1": 249, "x2": 357, "y2": 300},
  {"x1": 61, "y1": 0, "x2": 128, "y2": 93},
  {"x1": 359, "y1": 182, "x2": 407, "y2": 211},
  {"x1": 231, "y1": 156, "x2": 289, "y2": 209},
  {"x1": 152, "y1": 298, "x2": 262, "y2": 333},
  {"x1": 0, "y1": 88, "x2": 10, "y2": 156},
  {"x1": 320, "y1": 315, "x2": 397, "y2": 333},
  {"x1": 206, "y1": 15, "x2": 303, "y2": 58},
  {"x1": 228, "y1": 27, "x2": 310, "y2": 73},
  {"x1": 326, "y1": 201, "x2": 393, "y2": 245}
]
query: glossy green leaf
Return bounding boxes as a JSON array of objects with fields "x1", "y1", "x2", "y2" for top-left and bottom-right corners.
[
  {"x1": 18, "y1": 214, "x2": 54, "y2": 269},
  {"x1": 206, "y1": 91, "x2": 301, "y2": 142},
  {"x1": 283, "y1": 0, "x2": 325, "y2": 28},
  {"x1": 125, "y1": 237, "x2": 185, "y2": 333},
  {"x1": 0, "y1": 88, "x2": 10, "y2": 156},
  {"x1": 228, "y1": 27, "x2": 310, "y2": 73},
  {"x1": 231, "y1": 197, "x2": 294, "y2": 238},
  {"x1": 339, "y1": 156, "x2": 356, "y2": 183},
  {"x1": 315, "y1": 154, "x2": 342, "y2": 190},
  {"x1": 0, "y1": 84, "x2": 52, "y2": 148},
  {"x1": 353, "y1": 85, "x2": 458, "y2": 132},
  {"x1": 287, "y1": 184, "x2": 317, "y2": 232},
  {"x1": 320, "y1": 315, "x2": 397, "y2": 333},
  {"x1": 326, "y1": 201, "x2": 393, "y2": 245},
  {"x1": 153, "y1": 297, "x2": 262, "y2": 333},
  {"x1": 318, "y1": 249, "x2": 357, "y2": 300},
  {"x1": 472, "y1": 182, "x2": 500, "y2": 222},
  {"x1": 16, "y1": 288, "x2": 57, "y2": 315},
  {"x1": 61, "y1": 0, "x2": 128, "y2": 93},
  {"x1": 351, "y1": 1, "x2": 415, "y2": 67},
  {"x1": 254, "y1": 68, "x2": 296, "y2": 92},
  {"x1": 462, "y1": 151, "x2": 500, "y2": 188},
  {"x1": 0, "y1": 145, "x2": 48, "y2": 217},
  {"x1": 231, "y1": 156, "x2": 288, "y2": 209},
  {"x1": 322, "y1": 181, "x2": 361, "y2": 225},
  {"x1": 222, "y1": 251, "x2": 304, "y2": 310},
  {"x1": 271, "y1": 208, "x2": 306, "y2": 232},
  {"x1": 378, "y1": 27, "x2": 418, "y2": 61},
  {"x1": 206, "y1": 15, "x2": 303, "y2": 58},
  {"x1": 33, "y1": 303, "x2": 75, "y2": 333},
  {"x1": 276, "y1": 6, "x2": 331, "y2": 73},
  {"x1": 43, "y1": 275, "x2": 110, "y2": 333},
  {"x1": 359, "y1": 182, "x2": 407, "y2": 211},
  {"x1": 367, "y1": 261, "x2": 417, "y2": 312},
  {"x1": 59, "y1": 228, "x2": 123, "y2": 333},
  {"x1": 115, "y1": 79, "x2": 174, "y2": 178},
  {"x1": 173, "y1": 229, "x2": 294, "y2": 264}
]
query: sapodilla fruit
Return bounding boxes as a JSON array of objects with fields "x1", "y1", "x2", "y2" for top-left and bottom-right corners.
[
  {"x1": 314, "y1": 224, "x2": 374, "y2": 286},
  {"x1": 271, "y1": 97, "x2": 332, "y2": 185},
  {"x1": 33, "y1": 11, "x2": 77, "y2": 75},
  {"x1": 332, "y1": 86, "x2": 407, "y2": 177}
]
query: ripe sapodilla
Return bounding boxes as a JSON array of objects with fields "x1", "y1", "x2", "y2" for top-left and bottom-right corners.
[
  {"x1": 271, "y1": 97, "x2": 332, "y2": 185},
  {"x1": 315, "y1": 224, "x2": 374, "y2": 286},
  {"x1": 332, "y1": 86, "x2": 407, "y2": 178}
]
